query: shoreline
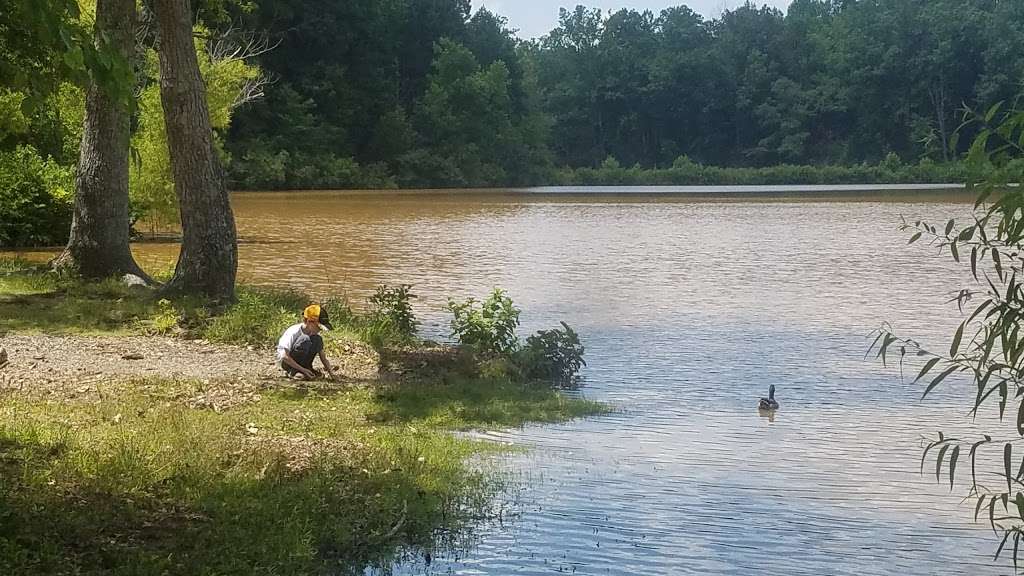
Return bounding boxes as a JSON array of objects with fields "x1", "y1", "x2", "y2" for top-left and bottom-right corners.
[
  {"x1": 230, "y1": 183, "x2": 968, "y2": 196},
  {"x1": 0, "y1": 260, "x2": 609, "y2": 574}
]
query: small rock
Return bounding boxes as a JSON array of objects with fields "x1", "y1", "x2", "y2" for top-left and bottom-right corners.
[
  {"x1": 122, "y1": 273, "x2": 148, "y2": 288},
  {"x1": 245, "y1": 423, "x2": 259, "y2": 435},
  {"x1": 122, "y1": 353, "x2": 145, "y2": 360},
  {"x1": 32, "y1": 354, "x2": 45, "y2": 361},
  {"x1": 112, "y1": 413, "x2": 122, "y2": 423}
]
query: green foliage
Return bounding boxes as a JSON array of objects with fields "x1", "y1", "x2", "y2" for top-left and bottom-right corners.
[
  {"x1": 515, "y1": 321, "x2": 587, "y2": 387},
  {"x1": 0, "y1": 145, "x2": 73, "y2": 247},
  {"x1": 130, "y1": 30, "x2": 261, "y2": 230},
  {"x1": 446, "y1": 288, "x2": 520, "y2": 357},
  {"x1": 871, "y1": 96, "x2": 1024, "y2": 565},
  {"x1": 144, "y1": 298, "x2": 180, "y2": 335},
  {"x1": 0, "y1": 374, "x2": 606, "y2": 574},
  {"x1": 201, "y1": 286, "x2": 307, "y2": 346},
  {"x1": 223, "y1": 0, "x2": 1024, "y2": 189},
  {"x1": 0, "y1": 261, "x2": 417, "y2": 351},
  {"x1": 446, "y1": 289, "x2": 588, "y2": 385},
  {"x1": 562, "y1": 156, "x2": 967, "y2": 186},
  {"x1": 368, "y1": 284, "x2": 419, "y2": 340}
]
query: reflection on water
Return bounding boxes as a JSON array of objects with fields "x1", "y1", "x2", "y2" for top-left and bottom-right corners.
[
  {"x1": 757, "y1": 407, "x2": 777, "y2": 423},
  {"x1": 3, "y1": 188, "x2": 1010, "y2": 574}
]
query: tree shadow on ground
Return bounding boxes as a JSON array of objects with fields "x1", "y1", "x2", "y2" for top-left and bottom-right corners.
[
  {"x1": 0, "y1": 431, "x2": 483, "y2": 576},
  {"x1": 0, "y1": 281, "x2": 159, "y2": 334}
]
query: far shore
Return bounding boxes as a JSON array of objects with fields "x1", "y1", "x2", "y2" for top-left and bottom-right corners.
[{"x1": 229, "y1": 183, "x2": 970, "y2": 197}]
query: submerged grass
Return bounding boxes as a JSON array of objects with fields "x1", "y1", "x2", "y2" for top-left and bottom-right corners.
[{"x1": 0, "y1": 375, "x2": 607, "y2": 575}]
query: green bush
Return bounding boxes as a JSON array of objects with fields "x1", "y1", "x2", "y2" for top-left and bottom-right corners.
[
  {"x1": 143, "y1": 298, "x2": 180, "y2": 335},
  {"x1": 446, "y1": 289, "x2": 520, "y2": 357},
  {"x1": 201, "y1": 286, "x2": 308, "y2": 346},
  {"x1": 0, "y1": 146, "x2": 73, "y2": 247},
  {"x1": 368, "y1": 284, "x2": 418, "y2": 340},
  {"x1": 515, "y1": 321, "x2": 586, "y2": 386},
  {"x1": 446, "y1": 290, "x2": 587, "y2": 384}
]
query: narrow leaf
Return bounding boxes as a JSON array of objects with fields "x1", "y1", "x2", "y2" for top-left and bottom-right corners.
[
  {"x1": 949, "y1": 445, "x2": 959, "y2": 489},
  {"x1": 915, "y1": 357, "x2": 941, "y2": 383},
  {"x1": 936, "y1": 444, "x2": 950, "y2": 484},
  {"x1": 1007, "y1": 443, "x2": 1014, "y2": 493},
  {"x1": 951, "y1": 322, "x2": 965, "y2": 357},
  {"x1": 923, "y1": 365, "x2": 960, "y2": 399}
]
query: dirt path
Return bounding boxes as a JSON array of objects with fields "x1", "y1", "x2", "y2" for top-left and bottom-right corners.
[{"x1": 0, "y1": 333, "x2": 380, "y2": 395}]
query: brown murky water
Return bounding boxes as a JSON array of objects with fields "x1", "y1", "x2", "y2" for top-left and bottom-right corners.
[{"x1": 6, "y1": 187, "x2": 1014, "y2": 574}]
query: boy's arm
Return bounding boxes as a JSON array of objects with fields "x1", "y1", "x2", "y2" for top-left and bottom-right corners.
[{"x1": 318, "y1": 349, "x2": 337, "y2": 380}]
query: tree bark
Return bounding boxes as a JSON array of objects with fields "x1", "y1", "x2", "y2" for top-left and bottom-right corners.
[
  {"x1": 153, "y1": 0, "x2": 237, "y2": 302},
  {"x1": 53, "y1": 0, "x2": 149, "y2": 282}
]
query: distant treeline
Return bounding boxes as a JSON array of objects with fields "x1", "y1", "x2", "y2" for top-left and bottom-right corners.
[
  {"x1": 558, "y1": 155, "x2": 968, "y2": 187},
  {"x1": 220, "y1": 0, "x2": 1024, "y2": 189}
]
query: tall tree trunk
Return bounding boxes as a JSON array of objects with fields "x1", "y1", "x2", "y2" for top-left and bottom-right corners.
[
  {"x1": 153, "y1": 0, "x2": 237, "y2": 302},
  {"x1": 928, "y1": 82, "x2": 951, "y2": 162},
  {"x1": 53, "y1": 0, "x2": 149, "y2": 281}
]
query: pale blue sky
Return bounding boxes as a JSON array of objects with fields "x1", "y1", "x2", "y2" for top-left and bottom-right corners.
[{"x1": 471, "y1": 0, "x2": 794, "y2": 39}]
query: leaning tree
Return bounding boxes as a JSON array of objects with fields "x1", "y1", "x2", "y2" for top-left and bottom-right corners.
[{"x1": 152, "y1": 0, "x2": 238, "y2": 301}]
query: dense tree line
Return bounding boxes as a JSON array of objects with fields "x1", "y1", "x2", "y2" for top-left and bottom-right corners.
[
  {"x1": 4, "y1": 0, "x2": 1024, "y2": 250},
  {"x1": 223, "y1": 0, "x2": 1024, "y2": 189}
]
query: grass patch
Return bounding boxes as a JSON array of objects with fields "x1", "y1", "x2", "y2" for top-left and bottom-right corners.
[
  {"x1": 0, "y1": 375, "x2": 608, "y2": 575},
  {"x1": 0, "y1": 257, "x2": 611, "y2": 573},
  {"x1": 0, "y1": 258, "x2": 401, "y2": 349}
]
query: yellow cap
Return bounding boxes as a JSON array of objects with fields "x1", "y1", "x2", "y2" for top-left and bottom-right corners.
[{"x1": 303, "y1": 304, "x2": 321, "y2": 321}]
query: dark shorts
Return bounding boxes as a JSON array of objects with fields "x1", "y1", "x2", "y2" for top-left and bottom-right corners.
[{"x1": 283, "y1": 334, "x2": 323, "y2": 376}]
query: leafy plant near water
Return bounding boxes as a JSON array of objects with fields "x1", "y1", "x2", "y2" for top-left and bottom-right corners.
[
  {"x1": 446, "y1": 289, "x2": 521, "y2": 357},
  {"x1": 515, "y1": 322, "x2": 587, "y2": 387},
  {"x1": 872, "y1": 97, "x2": 1024, "y2": 566},
  {"x1": 368, "y1": 284, "x2": 419, "y2": 340},
  {"x1": 447, "y1": 290, "x2": 586, "y2": 385}
]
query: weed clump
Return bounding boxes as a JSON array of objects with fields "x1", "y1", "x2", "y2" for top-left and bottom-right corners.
[{"x1": 445, "y1": 289, "x2": 586, "y2": 387}]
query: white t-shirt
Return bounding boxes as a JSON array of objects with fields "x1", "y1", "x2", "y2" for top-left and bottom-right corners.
[{"x1": 276, "y1": 323, "x2": 310, "y2": 368}]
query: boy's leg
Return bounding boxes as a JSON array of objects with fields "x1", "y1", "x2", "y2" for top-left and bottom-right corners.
[
  {"x1": 284, "y1": 336, "x2": 324, "y2": 377},
  {"x1": 307, "y1": 335, "x2": 324, "y2": 377}
]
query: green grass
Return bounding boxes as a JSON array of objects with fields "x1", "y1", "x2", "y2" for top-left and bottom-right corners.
[
  {"x1": 0, "y1": 258, "x2": 398, "y2": 348},
  {"x1": 0, "y1": 376, "x2": 608, "y2": 575},
  {"x1": 0, "y1": 257, "x2": 612, "y2": 574}
]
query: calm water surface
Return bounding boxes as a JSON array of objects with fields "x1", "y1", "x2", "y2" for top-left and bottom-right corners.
[{"x1": 7, "y1": 188, "x2": 1011, "y2": 574}]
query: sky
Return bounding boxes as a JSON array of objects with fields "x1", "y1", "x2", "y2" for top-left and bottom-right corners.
[{"x1": 471, "y1": 0, "x2": 794, "y2": 39}]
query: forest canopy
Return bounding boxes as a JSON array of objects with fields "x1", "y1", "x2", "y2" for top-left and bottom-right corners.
[
  {"x1": 220, "y1": 0, "x2": 1024, "y2": 190},
  {"x1": 3, "y1": 0, "x2": 1024, "y2": 237}
]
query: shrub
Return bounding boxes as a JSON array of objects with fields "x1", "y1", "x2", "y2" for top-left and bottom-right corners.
[
  {"x1": 368, "y1": 284, "x2": 418, "y2": 339},
  {"x1": 0, "y1": 146, "x2": 73, "y2": 247},
  {"x1": 446, "y1": 289, "x2": 520, "y2": 356},
  {"x1": 202, "y1": 287, "x2": 308, "y2": 346},
  {"x1": 515, "y1": 321, "x2": 586, "y2": 386},
  {"x1": 144, "y1": 299, "x2": 180, "y2": 335}
]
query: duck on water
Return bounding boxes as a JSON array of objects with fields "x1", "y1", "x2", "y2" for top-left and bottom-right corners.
[{"x1": 759, "y1": 385, "x2": 779, "y2": 410}]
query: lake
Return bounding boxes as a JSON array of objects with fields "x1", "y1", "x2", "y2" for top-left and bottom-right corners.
[{"x1": 6, "y1": 186, "x2": 1011, "y2": 574}]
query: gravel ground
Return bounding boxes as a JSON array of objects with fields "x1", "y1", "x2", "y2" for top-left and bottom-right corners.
[{"x1": 0, "y1": 333, "x2": 381, "y2": 397}]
